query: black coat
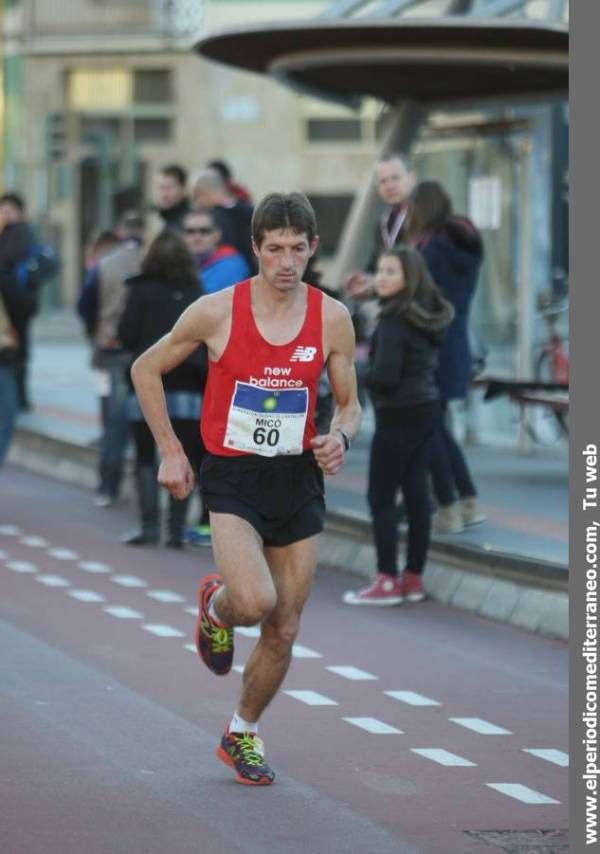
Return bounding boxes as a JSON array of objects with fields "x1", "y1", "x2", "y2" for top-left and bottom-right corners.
[
  {"x1": 417, "y1": 218, "x2": 483, "y2": 400},
  {"x1": 118, "y1": 273, "x2": 207, "y2": 394}
]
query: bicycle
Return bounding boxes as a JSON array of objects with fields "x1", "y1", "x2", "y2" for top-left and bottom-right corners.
[{"x1": 526, "y1": 293, "x2": 569, "y2": 446}]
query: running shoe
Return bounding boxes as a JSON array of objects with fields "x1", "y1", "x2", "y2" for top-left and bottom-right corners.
[
  {"x1": 342, "y1": 573, "x2": 404, "y2": 606},
  {"x1": 216, "y1": 727, "x2": 276, "y2": 785},
  {"x1": 183, "y1": 524, "x2": 212, "y2": 547},
  {"x1": 195, "y1": 573, "x2": 234, "y2": 675},
  {"x1": 400, "y1": 570, "x2": 426, "y2": 602}
]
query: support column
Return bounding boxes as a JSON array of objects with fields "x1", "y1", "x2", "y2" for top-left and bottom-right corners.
[{"x1": 328, "y1": 99, "x2": 425, "y2": 289}]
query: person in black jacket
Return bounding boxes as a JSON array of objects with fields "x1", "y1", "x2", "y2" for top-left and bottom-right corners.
[
  {"x1": 343, "y1": 246, "x2": 454, "y2": 605},
  {"x1": 0, "y1": 272, "x2": 35, "y2": 466},
  {"x1": 406, "y1": 180, "x2": 486, "y2": 534},
  {"x1": 154, "y1": 164, "x2": 191, "y2": 233},
  {"x1": 118, "y1": 230, "x2": 205, "y2": 548}
]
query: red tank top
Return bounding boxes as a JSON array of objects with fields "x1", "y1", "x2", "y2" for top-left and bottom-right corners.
[{"x1": 201, "y1": 279, "x2": 324, "y2": 457}]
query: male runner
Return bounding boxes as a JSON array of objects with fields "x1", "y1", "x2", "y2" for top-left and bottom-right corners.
[{"x1": 131, "y1": 192, "x2": 361, "y2": 785}]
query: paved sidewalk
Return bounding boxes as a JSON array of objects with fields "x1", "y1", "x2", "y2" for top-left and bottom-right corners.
[{"x1": 10, "y1": 312, "x2": 568, "y2": 577}]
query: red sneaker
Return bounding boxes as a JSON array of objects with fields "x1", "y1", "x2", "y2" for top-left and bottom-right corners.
[
  {"x1": 342, "y1": 573, "x2": 403, "y2": 606},
  {"x1": 400, "y1": 571, "x2": 426, "y2": 602},
  {"x1": 195, "y1": 573, "x2": 234, "y2": 674}
]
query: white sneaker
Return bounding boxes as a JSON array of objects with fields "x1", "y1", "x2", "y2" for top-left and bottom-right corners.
[
  {"x1": 432, "y1": 503, "x2": 464, "y2": 534},
  {"x1": 460, "y1": 497, "x2": 486, "y2": 526},
  {"x1": 94, "y1": 494, "x2": 117, "y2": 508}
]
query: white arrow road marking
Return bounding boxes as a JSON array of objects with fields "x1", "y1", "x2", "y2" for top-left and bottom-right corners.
[
  {"x1": 486, "y1": 783, "x2": 560, "y2": 804},
  {"x1": 327, "y1": 666, "x2": 377, "y2": 680},
  {"x1": 385, "y1": 691, "x2": 441, "y2": 707},
  {"x1": 283, "y1": 690, "x2": 338, "y2": 706},
  {"x1": 411, "y1": 749, "x2": 476, "y2": 767},
  {"x1": 343, "y1": 717, "x2": 403, "y2": 734},
  {"x1": 449, "y1": 718, "x2": 512, "y2": 735},
  {"x1": 522, "y1": 749, "x2": 569, "y2": 767}
]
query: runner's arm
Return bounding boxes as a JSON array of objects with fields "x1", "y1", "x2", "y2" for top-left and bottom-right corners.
[{"x1": 310, "y1": 299, "x2": 362, "y2": 475}]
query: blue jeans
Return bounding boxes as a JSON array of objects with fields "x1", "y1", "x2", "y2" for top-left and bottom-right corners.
[
  {"x1": 0, "y1": 362, "x2": 19, "y2": 466},
  {"x1": 98, "y1": 351, "x2": 131, "y2": 497}
]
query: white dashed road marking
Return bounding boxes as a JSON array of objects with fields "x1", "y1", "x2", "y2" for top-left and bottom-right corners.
[
  {"x1": 184, "y1": 606, "x2": 197, "y2": 616},
  {"x1": 104, "y1": 606, "x2": 143, "y2": 619},
  {"x1": 111, "y1": 575, "x2": 147, "y2": 588},
  {"x1": 146, "y1": 590, "x2": 185, "y2": 603},
  {"x1": 47, "y1": 548, "x2": 79, "y2": 560},
  {"x1": 183, "y1": 644, "x2": 196, "y2": 653},
  {"x1": 232, "y1": 665, "x2": 244, "y2": 674},
  {"x1": 343, "y1": 717, "x2": 403, "y2": 734},
  {"x1": 0, "y1": 549, "x2": 8, "y2": 559},
  {"x1": 486, "y1": 783, "x2": 560, "y2": 805},
  {"x1": 291, "y1": 644, "x2": 322, "y2": 659},
  {"x1": 0, "y1": 525, "x2": 21, "y2": 536},
  {"x1": 327, "y1": 666, "x2": 378, "y2": 681},
  {"x1": 79, "y1": 561, "x2": 112, "y2": 574},
  {"x1": 284, "y1": 690, "x2": 338, "y2": 706},
  {"x1": 68, "y1": 590, "x2": 106, "y2": 603},
  {"x1": 20, "y1": 536, "x2": 49, "y2": 548},
  {"x1": 385, "y1": 691, "x2": 441, "y2": 707},
  {"x1": 235, "y1": 626, "x2": 260, "y2": 638},
  {"x1": 5, "y1": 561, "x2": 38, "y2": 573},
  {"x1": 450, "y1": 718, "x2": 512, "y2": 735},
  {"x1": 36, "y1": 575, "x2": 71, "y2": 587},
  {"x1": 142, "y1": 624, "x2": 185, "y2": 638},
  {"x1": 522, "y1": 749, "x2": 569, "y2": 767},
  {"x1": 411, "y1": 749, "x2": 477, "y2": 767}
]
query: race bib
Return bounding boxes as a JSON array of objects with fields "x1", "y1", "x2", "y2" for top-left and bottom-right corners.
[{"x1": 224, "y1": 382, "x2": 308, "y2": 457}]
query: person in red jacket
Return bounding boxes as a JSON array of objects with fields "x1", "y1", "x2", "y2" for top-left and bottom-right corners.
[{"x1": 130, "y1": 192, "x2": 361, "y2": 786}]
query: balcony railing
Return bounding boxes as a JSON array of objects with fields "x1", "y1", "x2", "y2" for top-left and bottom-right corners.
[{"x1": 24, "y1": 0, "x2": 204, "y2": 39}]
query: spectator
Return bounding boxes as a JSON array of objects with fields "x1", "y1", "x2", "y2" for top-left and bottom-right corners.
[
  {"x1": 183, "y1": 208, "x2": 250, "y2": 294},
  {"x1": 207, "y1": 159, "x2": 253, "y2": 206},
  {"x1": 118, "y1": 230, "x2": 208, "y2": 548},
  {"x1": 92, "y1": 212, "x2": 146, "y2": 507},
  {"x1": 0, "y1": 193, "x2": 38, "y2": 411},
  {"x1": 343, "y1": 247, "x2": 454, "y2": 605},
  {"x1": 191, "y1": 168, "x2": 256, "y2": 273},
  {"x1": 0, "y1": 271, "x2": 35, "y2": 466},
  {"x1": 405, "y1": 180, "x2": 486, "y2": 534},
  {"x1": 154, "y1": 164, "x2": 190, "y2": 233},
  {"x1": 77, "y1": 229, "x2": 121, "y2": 431}
]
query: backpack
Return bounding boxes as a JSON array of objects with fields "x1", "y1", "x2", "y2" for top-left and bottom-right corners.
[{"x1": 15, "y1": 244, "x2": 61, "y2": 288}]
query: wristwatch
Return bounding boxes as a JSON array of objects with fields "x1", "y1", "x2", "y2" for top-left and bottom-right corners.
[{"x1": 335, "y1": 429, "x2": 351, "y2": 452}]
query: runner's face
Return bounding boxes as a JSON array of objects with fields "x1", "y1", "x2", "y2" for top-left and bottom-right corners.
[
  {"x1": 375, "y1": 254, "x2": 406, "y2": 298},
  {"x1": 254, "y1": 228, "x2": 318, "y2": 291}
]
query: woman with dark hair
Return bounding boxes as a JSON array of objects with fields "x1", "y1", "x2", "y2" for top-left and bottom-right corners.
[
  {"x1": 118, "y1": 229, "x2": 205, "y2": 548},
  {"x1": 343, "y1": 247, "x2": 454, "y2": 605},
  {"x1": 406, "y1": 180, "x2": 486, "y2": 534}
]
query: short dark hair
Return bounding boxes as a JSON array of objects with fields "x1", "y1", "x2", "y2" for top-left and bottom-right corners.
[
  {"x1": 377, "y1": 152, "x2": 413, "y2": 173},
  {"x1": 160, "y1": 164, "x2": 188, "y2": 187},
  {"x1": 140, "y1": 229, "x2": 198, "y2": 290},
  {"x1": 0, "y1": 192, "x2": 25, "y2": 212},
  {"x1": 207, "y1": 159, "x2": 232, "y2": 182},
  {"x1": 251, "y1": 192, "x2": 317, "y2": 247}
]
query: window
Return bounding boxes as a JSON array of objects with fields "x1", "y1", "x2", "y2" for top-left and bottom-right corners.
[
  {"x1": 133, "y1": 117, "x2": 172, "y2": 142},
  {"x1": 133, "y1": 69, "x2": 172, "y2": 105},
  {"x1": 80, "y1": 116, "x2": 121, "y2": 142},
  {"x1": 306, "y1": 195, "x2": 354, "y2": 255},
  {"x1": 306, "y1": 118, "x2": 362, "y2": 143}
]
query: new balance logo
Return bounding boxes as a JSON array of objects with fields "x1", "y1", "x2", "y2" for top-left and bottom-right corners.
[{"x1": 290, "y1": 346, "x2": 317, "y2": 362}]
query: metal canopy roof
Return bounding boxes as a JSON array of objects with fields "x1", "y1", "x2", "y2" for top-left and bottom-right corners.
[{"x1": 194, "y1": 17, "x2": 568, "y2": 106}]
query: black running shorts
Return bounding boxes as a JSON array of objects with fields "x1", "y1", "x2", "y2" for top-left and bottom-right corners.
[{"x1": 199, "y1": 450, "x2": 326, "y2": 547}]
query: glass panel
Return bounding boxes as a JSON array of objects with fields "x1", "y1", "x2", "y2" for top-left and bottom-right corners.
[
  {"x1": 68, "y1": 69, "x2": 131, "y2": 111},
  {"x1": 307, "y1": 118, "x2": 363, "y2": 142},
  {"x1": 133, "y1": 69, "x2": 172, "y2": 104},
  {"x1": 133, "y1": 117, "x2": 172, "y2": 142}
]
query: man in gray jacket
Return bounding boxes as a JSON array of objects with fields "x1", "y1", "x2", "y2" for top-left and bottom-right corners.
[{"x1": 94, "y1": 212, "x2": 145, "y2": 506}]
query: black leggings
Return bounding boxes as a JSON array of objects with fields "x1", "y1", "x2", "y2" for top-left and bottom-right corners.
[
  {"x1": 429, "y1": 400, "x2": 477, "y2": 506},
  {"x1": 367, "y1": 416, "x2": 437, "y2": 577},
  {"x1": 133, "y1": 419, "x2": 205, "y2": 475}
]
